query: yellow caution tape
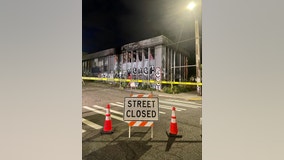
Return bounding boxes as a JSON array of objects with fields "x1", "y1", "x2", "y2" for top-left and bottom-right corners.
[{"x1": 82, "y1": 77, "x2": 202, "y2": 86}]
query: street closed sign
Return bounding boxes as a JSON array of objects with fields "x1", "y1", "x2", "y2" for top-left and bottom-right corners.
[{"x1": 124, "y1": 97, "x2": 159, "y2": 121}]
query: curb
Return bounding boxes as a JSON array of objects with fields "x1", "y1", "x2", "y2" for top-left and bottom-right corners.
[{"x1": 188, "y1": 97, "x2": 202, "y2": 101}]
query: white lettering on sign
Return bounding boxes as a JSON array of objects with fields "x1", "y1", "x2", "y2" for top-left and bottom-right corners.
[{"x1": 124, "y1": 97, "x2": 159, "y2": 121}]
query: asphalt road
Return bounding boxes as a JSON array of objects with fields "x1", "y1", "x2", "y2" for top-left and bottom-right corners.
[{"x1": 82, "y1": 82, "x2": 202, "y2": 160}]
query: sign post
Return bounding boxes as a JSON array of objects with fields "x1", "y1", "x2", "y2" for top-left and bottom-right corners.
[{"x1": 124, "y1": 94, "x2": 159, "y2": 138}]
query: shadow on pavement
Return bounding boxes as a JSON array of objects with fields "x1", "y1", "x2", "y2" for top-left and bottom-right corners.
[
  {"x1": 165, "y1": 136, "x2": 177, "y2": 152},
  {"x1": 83, "y1": 128, "x2": 153, "y2": 160},
  {"x1": 165, "y1": 131, "x2": 182, "y2": 152},
  {"x1": 83, "y1": 128, "x2": 201, "y2": 159},
  {"x1": 83, "y1": 138, "x2": 152, "y2": 160}
]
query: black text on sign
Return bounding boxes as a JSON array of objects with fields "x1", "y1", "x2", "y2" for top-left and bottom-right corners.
[{"x1": 123, "y1": 97, "x2": 159, "y2": 121}]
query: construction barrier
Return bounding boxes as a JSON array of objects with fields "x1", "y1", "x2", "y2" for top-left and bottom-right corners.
[
  {"x1": 82, "y1": 76, "x2": 202, "y2": 86},
  {"x1": 126, "y1": 94, "x2": 156, "y2": 139},
  {"x1": 128, "y1": 121, "x2": 154, "y2": 138}
]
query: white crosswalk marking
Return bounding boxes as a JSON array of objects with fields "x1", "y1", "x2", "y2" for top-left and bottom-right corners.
[
  {"x1": 82, "y1": 118, "x2": 102, "y2": 129},
  {"x1": 92, "y1": 105, "x2": 123, "y2": 115},
  {"x1": 83, "y1": 97, "x2": 195, "y2": 124},
  {"x1": 164, "y1": 99, "x2": 201, "y2": 106},
  {"x1": 82, "y1": 111, "x2": 97, "y2": 117},
  {"x1": 159, "y1": 105, "x2": 185, "y2": 111},
  {"x1": 83, "y1": 106, "x2": 124, "y2": 121},
  {"x1": 158, "y1": 111, "x2": 166, "y2": 114},
  {"x1": 110, "y1": 103, "x2": 124, "y2": 108},
  {"x1": 82, "y1": 98, "x2": 200, "y2": 132},
  {"x1": 159, "y1": 100, "x2": 201, "y2": 109}
]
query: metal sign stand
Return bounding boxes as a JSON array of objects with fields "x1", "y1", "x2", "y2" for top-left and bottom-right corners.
[
  {"x1": 128, "y1": 121, "x2": 154, "y2": 139},
  {"x1": 127, "y1": 94, "x2": 155, "y2": 139}
]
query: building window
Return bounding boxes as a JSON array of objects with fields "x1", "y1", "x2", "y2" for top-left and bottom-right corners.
[
  {"x1": 133, "y1": 51, "x2": 137, "y2": 62},
  {"x1": 123, "y1": 52, "x2": 127, "y2": 63},
  {"x1": 150, "y1": 48, "x2": 155, "y2": 60},
  {"x1": 138, "y1": 50, "x2": 142, "y2": 61},
  {"x1": 127, "y1": 51, "x2": 131, "y2": 63},
  {"x1": 143, "y1": 48, "x2": 148, "y2": 59}
]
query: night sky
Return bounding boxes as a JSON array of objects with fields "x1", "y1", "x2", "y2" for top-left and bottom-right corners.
[{"x1": 82, "y1": 0, "x2": 202, "y2": 55}]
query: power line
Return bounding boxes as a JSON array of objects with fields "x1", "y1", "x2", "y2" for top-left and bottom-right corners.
[{"x1": 166, "y1": 37, "x2": 202, "y2": 46}]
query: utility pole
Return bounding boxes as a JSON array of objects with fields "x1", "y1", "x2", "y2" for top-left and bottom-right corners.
[
  {"x1": 195, "y1": 20, "x2": 202, "y2": 96},
  {"x1": 187, "y1": 1, "x2": 202, "y2": 96}
]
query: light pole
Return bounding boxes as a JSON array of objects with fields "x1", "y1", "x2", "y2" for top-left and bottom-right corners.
[{"x1": 187, "y1": 1, "x2": 202, "y2": 96}]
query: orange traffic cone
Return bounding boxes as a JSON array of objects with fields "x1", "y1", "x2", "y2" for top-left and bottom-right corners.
[
  {"x1": 169, "y1": 107, "x2": 178, "y2": 135},
  {"x1": 101, "y1": 104, "x2": 113, "y2": 134}
]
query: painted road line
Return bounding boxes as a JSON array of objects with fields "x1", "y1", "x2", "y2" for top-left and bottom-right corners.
[
  {"x1": 159, "y1": 105, "x2": 185, "y2": 111},
  {"x1": 92, "y1": 105, "x2": 123, "y2": 116},
  {"x1": 116, "y1": 102, "x2": 124, "y2": 105},
  {"x1": 160, "y1": 105, "x2": 186, "y2": 111},
  {"x1": 83, "y1": 106, "x2": 124, "y2": 122},
  {"x1": 111, "y1": 102, "x2": 166, "y2": 114},
  {"x1": 82, "y1": 118, "x2": 103, "y2": 130},
  {"x1": 110, "y1": 103, "x2": 124, "y2": 108},
  {"x1": 159, "y1": 100, "x2": 201, "y2": 109},
  {"x1": 82, "y1": 111, "x2": 97, "y2": 117},
  {"x1": 164, "y1": 99, "x2": 202, "y2": 106}
]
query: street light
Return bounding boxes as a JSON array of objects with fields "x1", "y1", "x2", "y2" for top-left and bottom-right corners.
[
  {"x1": 187, "y1": 1, "x2": 202, "y2": 96},
  {"x1": 187, "y1": 2, "x2": 196, "y2": 10}
]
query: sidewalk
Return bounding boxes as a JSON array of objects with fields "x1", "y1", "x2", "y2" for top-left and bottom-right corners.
[{"x1": 124, "y1": 88, "x2": 202, "y2": 103}]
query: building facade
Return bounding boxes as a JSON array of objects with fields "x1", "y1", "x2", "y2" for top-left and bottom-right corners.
[{"x1": 82, "y1": 35, "x2": 190, "y2": 87}]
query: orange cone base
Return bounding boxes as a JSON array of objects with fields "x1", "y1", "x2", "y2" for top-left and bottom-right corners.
[
  {"x1": 101, "y1": 130, "x2": 114, "y2": 134},
  {"x1": 166, "y1": 131, "x2": 182, "y2": 138}
]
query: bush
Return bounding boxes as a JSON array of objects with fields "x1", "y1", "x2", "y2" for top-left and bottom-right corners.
[
  {"x1": 162, "y1": 85, "x2": 197, "y2": 94},
  {"x1": 121, "y1": 82, "x2": 128, "y2": 88},
  {"x1": 111, "y1": 82, "x2": 120, "y2": 87},
  {"x1": 163, "y1": 86, "x2": 173, "y2": 94},
  {"x1": 136, "y1": 83, "x2": 155, "y2": 91},
  {"x1": 177, "y1": 85, "x2": 197, "y2": 92},
  {"x1": 142, "y1": 83, "x2": 152, "y2": 90}
]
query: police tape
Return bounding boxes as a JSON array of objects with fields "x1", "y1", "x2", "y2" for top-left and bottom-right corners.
[{"x1": 82, "y1": 76, "x2": 202, "y2": 86}]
